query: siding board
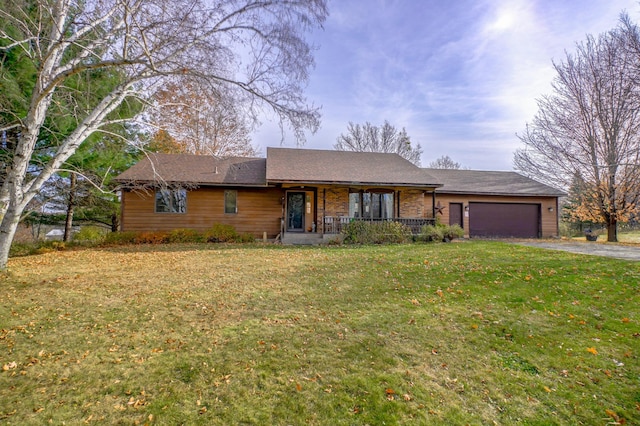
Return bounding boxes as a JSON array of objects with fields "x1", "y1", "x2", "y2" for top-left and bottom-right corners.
[{"x1": 121, "y1": 187, "x2": 283, "y2": 238}]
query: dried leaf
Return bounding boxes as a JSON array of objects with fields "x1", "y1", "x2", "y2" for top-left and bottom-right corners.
[{"x1": 586, "y1": 347, "x2": 598, "y2": 355}]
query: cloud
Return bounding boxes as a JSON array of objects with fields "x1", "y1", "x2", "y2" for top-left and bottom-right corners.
[{"x1": 252, "y1": 0, "x2": 639, "y2": 170}]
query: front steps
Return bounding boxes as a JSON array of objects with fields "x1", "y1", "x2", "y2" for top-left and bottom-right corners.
[{"x1": 281, "y1": 233, "x2": 324, "y2": 245}]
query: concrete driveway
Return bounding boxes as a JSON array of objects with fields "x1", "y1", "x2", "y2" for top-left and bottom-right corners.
[{"x1": 513, "y1": 240, "x2": 640, "y2": 261}]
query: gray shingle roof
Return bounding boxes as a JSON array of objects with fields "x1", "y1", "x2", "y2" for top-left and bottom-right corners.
[
  {"x1": 114, "y1": 153, "x2": 267, "y2": 186},
  {"x1": 267, "y1": 147, "x2": 440, "y2": 187},
  {"x1": 424, "y1": 168, "x2": 565, "y2": 197}
]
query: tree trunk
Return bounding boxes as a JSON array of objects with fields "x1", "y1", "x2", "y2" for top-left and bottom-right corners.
[
  {"x1": 607, "y1": 219, "x2": 618, "y2": 242},
  {"x1": 0, "y1": 203, "x2": 23, "y2": 269},
  {"x1": 111, "y1": 213, "x2": 119, "y2": 232},
  {"x1": 63, "y1": 173, "x2": 77, "y2": 242}
]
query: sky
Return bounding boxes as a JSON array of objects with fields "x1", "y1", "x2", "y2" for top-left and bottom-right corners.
[{"x1": 254, "y1": 0, "x2": 638, "y2": 170}]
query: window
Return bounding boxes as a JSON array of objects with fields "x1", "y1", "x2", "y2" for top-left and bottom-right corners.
[
  {"x1": 224, "y1": 190, "x2": 237, "y2": 214},
  {"x1": 155, "y1": 189, "x2": 187, "y2": 213},
  {"x1": 349, "y1": 191, "x2": 394, "y2": 219}
]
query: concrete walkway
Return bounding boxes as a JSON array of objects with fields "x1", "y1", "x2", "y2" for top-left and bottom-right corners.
[{"x1": 513, "y1": 240, "x2": 640, "y2": 261}]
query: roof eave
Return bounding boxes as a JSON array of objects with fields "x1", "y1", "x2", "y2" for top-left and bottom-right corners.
[
  {"x1": 436, "y1": 189, "x2": 565, "y2": 197},
  {"x1": 267, "y1": 179, "x2": 442, "y2": 188}
]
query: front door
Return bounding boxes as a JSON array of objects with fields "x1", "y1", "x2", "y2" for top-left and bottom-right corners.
[
  {"x1": 287, "y1": 192, "x2": 305, "y2": 231},
  {"x1": 449, "y1": 203, "x2": 463, "y2": 228}
]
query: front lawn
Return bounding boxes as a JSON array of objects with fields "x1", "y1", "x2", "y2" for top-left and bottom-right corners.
[{"x1": 1, "y1": 242, "x2": 638, "y2": 425}]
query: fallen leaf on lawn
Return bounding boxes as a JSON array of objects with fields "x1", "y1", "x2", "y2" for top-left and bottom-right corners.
[
  {"x1": 586, "y1": 347, "x2": 598, "y2": 355},
  {"x1": 296, "y1": 383, "x2": 302, "y2": 392},
  {"x1": 2, "y1": 361, "x2": 17, "y2": 371},
  {"x1": 403, "y1": 394, "x2": 412, "y2": 401},
  {"x1": 543, "y1": 386, "x2": 551, "y2": 393},
  {"x1": 622, "y1": 318, "x2": 630, "y2": 323},
  {"x1": 385, "y1": 388, "x2": 395, "y2": 395},
  {"x1": 605, "y1": 409, "x2": 624, "y2": 424}
]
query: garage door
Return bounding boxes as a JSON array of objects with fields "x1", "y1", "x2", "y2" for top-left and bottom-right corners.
[{"x1": 469, "y1": 203, "x2": 540, "y2": 238}]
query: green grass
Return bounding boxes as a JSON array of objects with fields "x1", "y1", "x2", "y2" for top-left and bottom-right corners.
[{"x1": 1, "y1": 241, "x2": 638, "y2": 425}]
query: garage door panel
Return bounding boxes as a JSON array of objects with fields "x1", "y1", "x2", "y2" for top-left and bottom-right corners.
[{"x1": 469, "y1": 203, "x2": 540, "y2": 238}]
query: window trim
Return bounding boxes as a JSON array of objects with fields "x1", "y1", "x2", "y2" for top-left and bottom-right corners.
[
  {"x1": 224, "y1": 190, "x2": 238, "y2": 214},
  {"x1": 154, "y1": 188, "x2": 187, "y2": 214},
  {"x1": 349, "y1": 190, "x2": 394, "y2": 219}
]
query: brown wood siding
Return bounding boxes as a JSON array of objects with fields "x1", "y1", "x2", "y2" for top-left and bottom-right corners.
[
  {"x1": 428, "y1": 194, "x2": 559, "y2": 238},
  {"x1": 121, "y1": 187, "x2": 283, "y2": 238}
]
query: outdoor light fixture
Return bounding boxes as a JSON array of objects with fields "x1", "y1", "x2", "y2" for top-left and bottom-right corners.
[
  {"x1": 464, "y1": 205, "x2": 469, "y2": 212},
  {"x1": 548, "y1": 207, "x2": 554, "y2": 212}
]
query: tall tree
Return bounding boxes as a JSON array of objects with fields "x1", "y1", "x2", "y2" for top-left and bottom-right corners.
[
  {"x1": 334, "y1": 121, "x2": 423, "y2": 166},
  {"x1": 514, "y1": 15, "x2": 640, "y2": 242},
  {"x1": 0, "y1": 0, "x2": 328, "y2": 268},
  {"x1": 428, "y1": 155, "x2": 464, "y2": 169},
  {"x1": 150, "y1": 79, "x2": 257, "y2": 157}
]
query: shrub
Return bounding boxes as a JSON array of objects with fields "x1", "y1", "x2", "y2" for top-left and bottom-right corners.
[
  {"x1": 103, "y1": 231, "x2": 139, "y2": 245},
  {"x1": 133, "y1": 231, "x2": 169, "y2": 244},
  {"x1": 443, "y1": 224, "x2": 464, "y2": 241},
  {"x1": 204, "y1": 224, "x2": 239, "y2": 243},
  {"x1": 420, "y1": 224, "x2": 445, "y2": 242},
  {"x1": 167, "y1": 228, "x2": 204, "y2": 243},
  {"x1": 420, "y1": 223, "x2": 464, "y2": 242},
  {"x1": 237, "y1": 233, "x2": 255, "y2": 243},
  {"x1": 33, "y1": 241, "x2": 67, "y2": 254},
  {"x1": 73, "y1": 226, "x2": 107, "y2": 244},
  {"x1": 342, "y1": 220, "x2": 412, "y2": 244}
]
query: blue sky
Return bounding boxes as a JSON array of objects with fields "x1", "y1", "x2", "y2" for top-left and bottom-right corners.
[{"x1": 254, "y1": 0, "x2": 637, "y2": 170}]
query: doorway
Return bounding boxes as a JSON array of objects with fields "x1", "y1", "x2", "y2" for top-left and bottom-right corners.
[
  {"x1": 449, "y1": 203, "x2": 463, "y2": 228},
  {"x1": 286, "y1": 192, "x2": 305, "y2": 231}
]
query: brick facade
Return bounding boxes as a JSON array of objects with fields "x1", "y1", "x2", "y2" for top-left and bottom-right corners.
[
  {"x1": 323, "y1": 187, "x2": 350, "y2": 217},
  {"x1": 399, "y1": 189, "x2": 425, "y2": 218}
]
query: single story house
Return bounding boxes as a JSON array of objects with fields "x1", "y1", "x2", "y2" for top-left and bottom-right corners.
[
  {"x1": 424, "y1": 169, "x2": 565, "y2": 238},
  {"x1": 115, "y1": 148, "x2": 564, "y2": 242}
]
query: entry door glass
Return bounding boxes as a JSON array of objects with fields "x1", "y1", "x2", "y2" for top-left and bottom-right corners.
[{"x1": 287, "y1": 192, "x2": 305, "y2": 230}]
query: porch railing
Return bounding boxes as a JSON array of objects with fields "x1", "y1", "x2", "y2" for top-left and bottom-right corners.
[{"x1": 322, "y1": 216, "x2": 436, "y2": 235}]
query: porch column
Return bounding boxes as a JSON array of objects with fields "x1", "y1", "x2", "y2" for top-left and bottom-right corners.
[
  {"x1": 432, "y1": 191, "x2": 436, "y2": 219},
  {"x1": 322, "y1": 188, "x2": 326, "y2": 236}
]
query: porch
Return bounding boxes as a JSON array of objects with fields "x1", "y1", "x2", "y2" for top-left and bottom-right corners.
[{"x1": 322, "y1": 216, "x2": 436, "y2": 235}]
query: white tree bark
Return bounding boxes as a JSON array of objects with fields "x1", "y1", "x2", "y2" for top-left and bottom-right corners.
[{"x1": 0, "y1": 0, "x2": 327, "y2": 268}]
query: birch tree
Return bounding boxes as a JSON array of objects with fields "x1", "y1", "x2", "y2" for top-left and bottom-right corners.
[
  {"x1": 0, "y1": 0, "x2": 327, "y2": 268},
  {"x1": 514, "y1": 15, "x2": 640, "y2": 242},
  {"x1": 334, "y1": 121, "x2": 423, "y2": 166}
]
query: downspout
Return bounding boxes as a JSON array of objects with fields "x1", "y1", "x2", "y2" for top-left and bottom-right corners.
[{"x1": 556, "y1": 197, "x2": 560, "y2": 237}]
